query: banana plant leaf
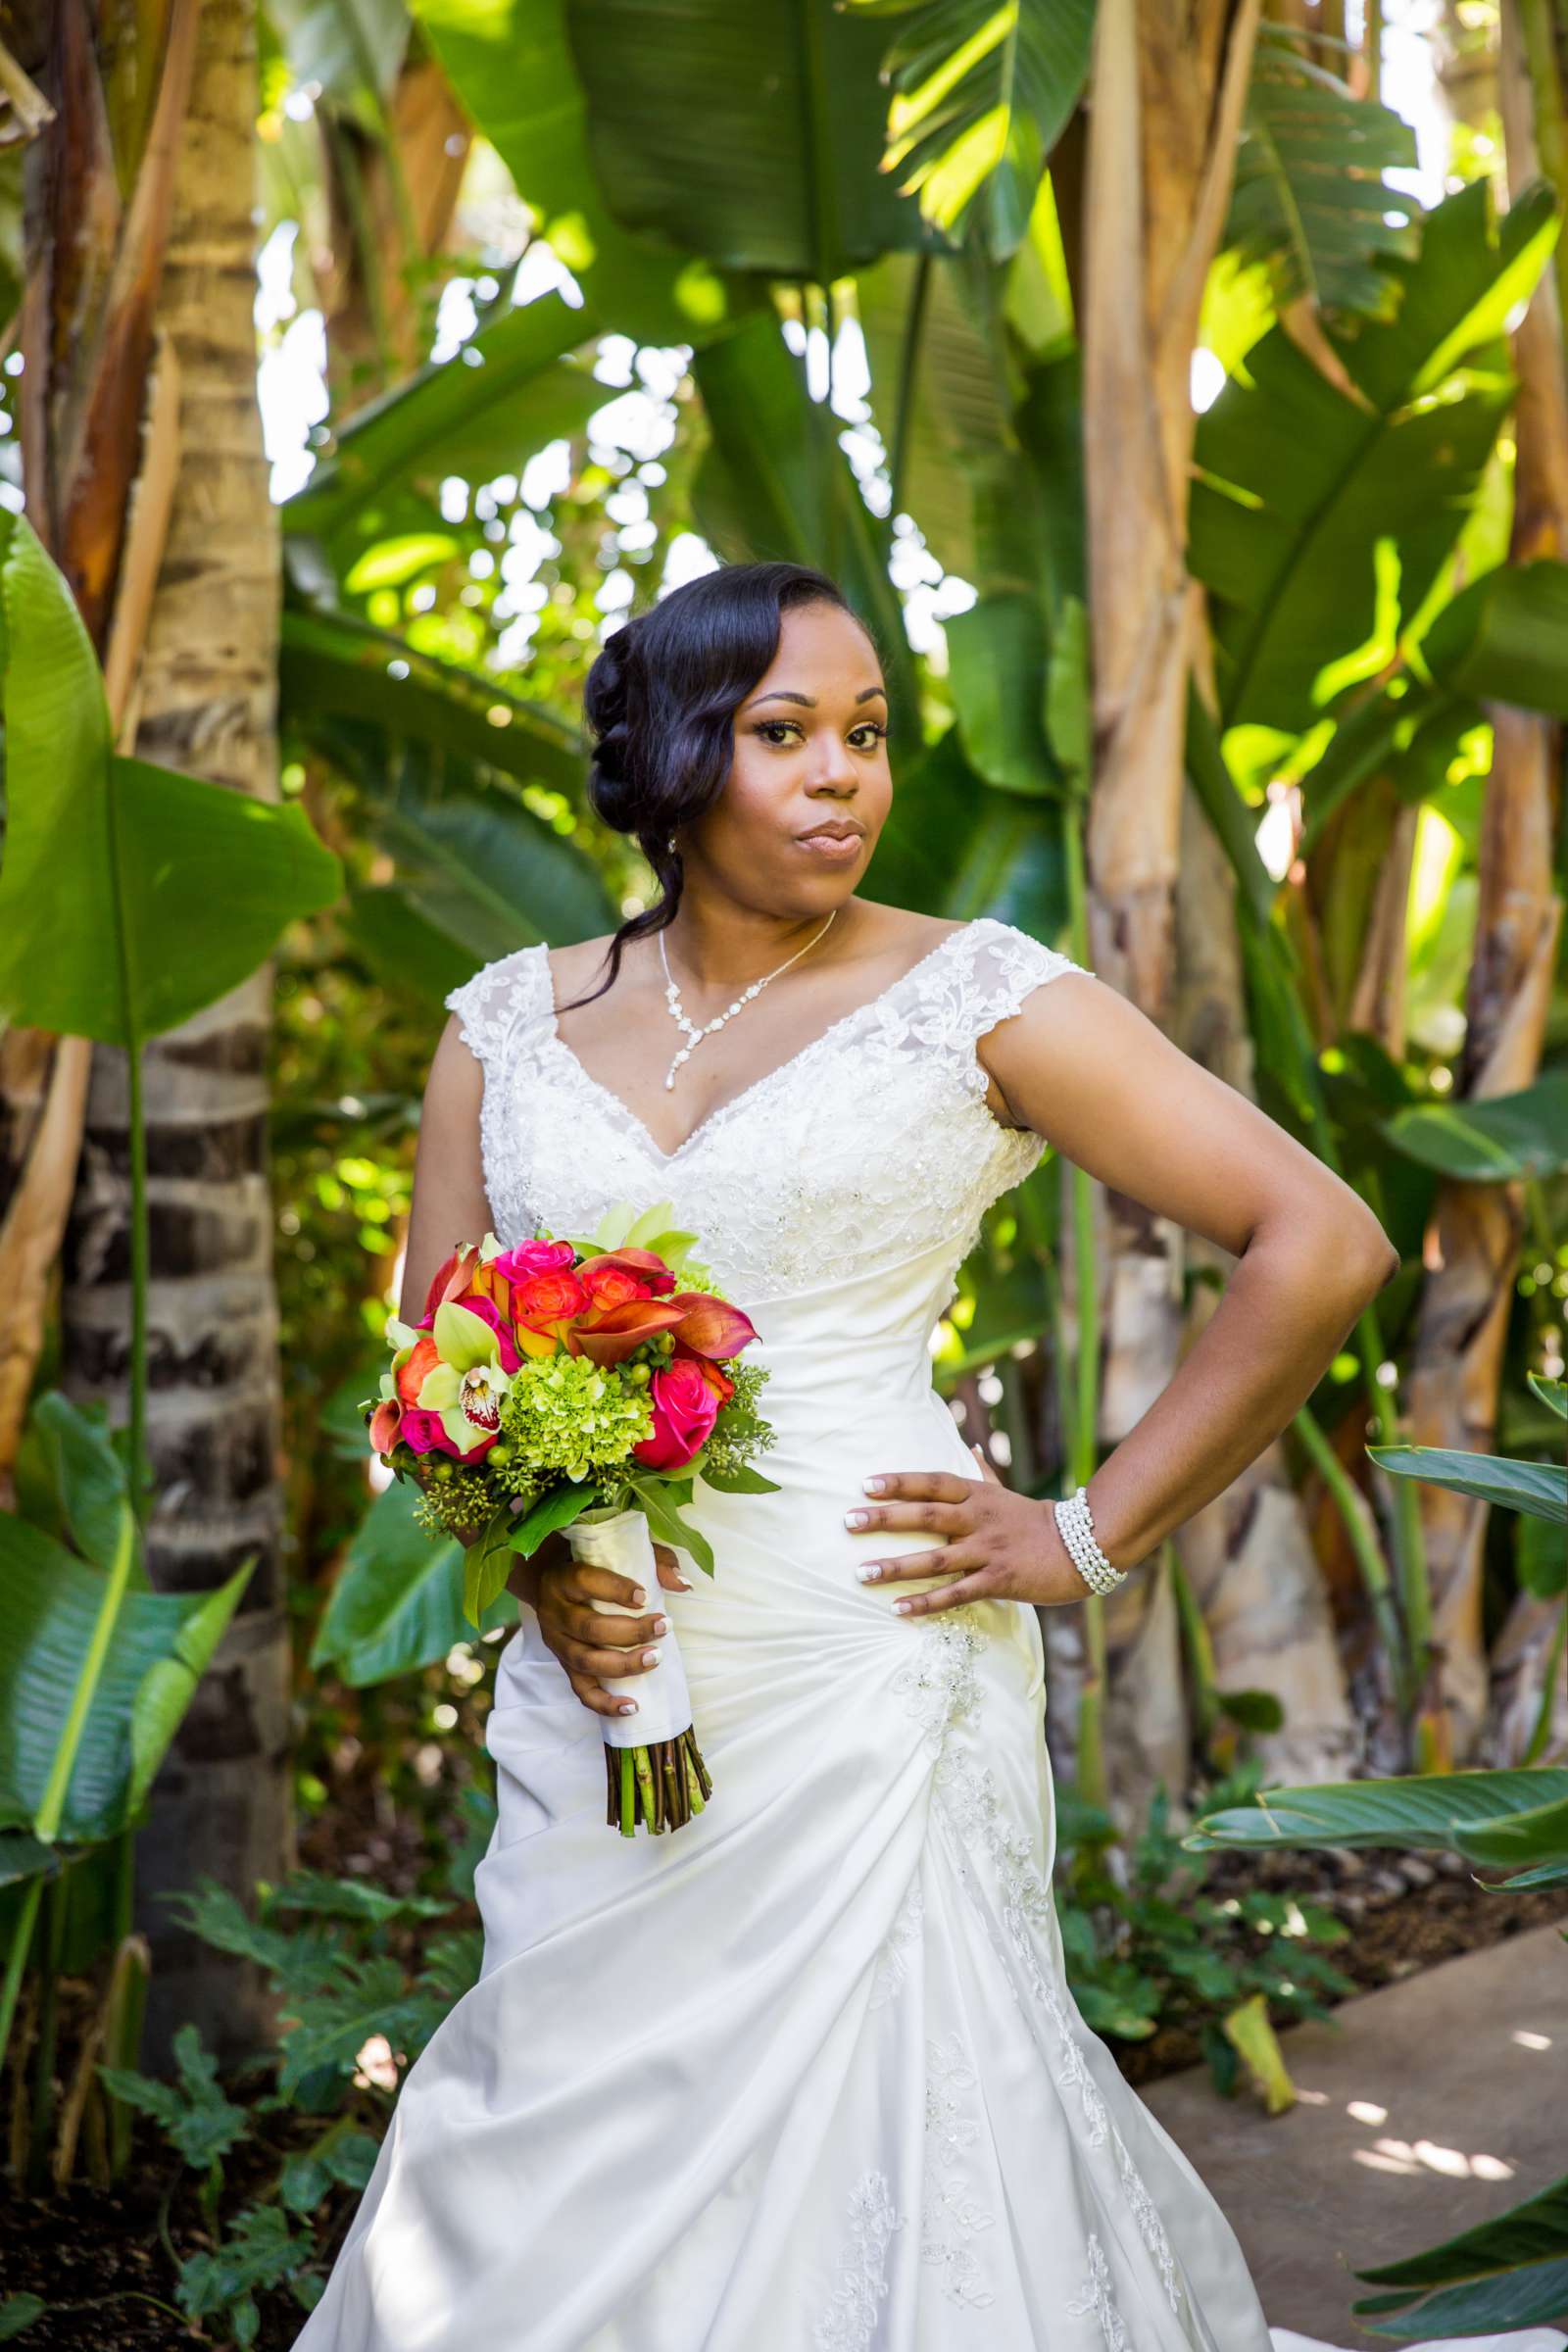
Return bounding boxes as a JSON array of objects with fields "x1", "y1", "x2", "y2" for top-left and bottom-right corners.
[
  {"x1": 0, "y1": 1515, "x2": 252, "y2": 1848},
  {"x1": 691, "y1": 312, "x2": 918, "y2": 753},
  {"x1": 1352, "y1": 2175, "x2": 1568, "y2": 2338},
  {"x1": 864, "y1": 723, "x2": 1069, "y2": 938},
  {"x1": 285, "y1": 293, "x2": 606, "y2": 548},
  {"x1": 0, "y1": 513, "x2": 341, "y2": 1049},
  {"x1": 1369, "y1": 1443, "x2": 1567, "y2": 1526},
  {"x1": 279, "y1": 604, "x2": 586, "y2": 799},
  {"x1": 846, "y1": 0, "x2": 1095, "y2": 259},
  {"x1": 566, "y1": 0, "x2": 943, "y2": 279},
  {"x1": 946, "y1": 590, "x2": 1065, "y2": 797},
  {"x1": 410, "y1": 0, "x2": 729, "y2": 341},
  {"x1": 1226, "y1": 30, "x2": 1420, "y2": 317},
  {"x1": 1192, "y1": 180, "x2": 1556, "y2": 731},
  {"x1": 311, "y1": 1480, "x2": 516, "y2": 1688},
  {"x1": 1383, "y1": 1074, "x2": 1568, "y2": 1184},
  {"x1": 1423, "y1": 557, "x2": 1568, "y2": 718},
  {"x1": 1182, "y1": 1766, "x2": 1568, "y2": 1854}
]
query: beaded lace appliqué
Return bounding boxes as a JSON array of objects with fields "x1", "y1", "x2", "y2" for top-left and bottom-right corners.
[
  {"x1": 812, "y1": 2171, "x2": 904, "y2": 2351},
  {"x1": 890, "y1": 1615, "x2": 1186, "y2": 2324},
  {"x1": 868, "y1": 1875, "x2": 925, "y2": 2011},
  {"x1": 1067, "y1": 2234, "x2": 1131, "y2": 2350},
  {"x1": 443, "y1": 918, "x2": 1083, "y2": 1302},
  {"x1": 920, "y1": 2034, "x2": 995, "y2": 2309}
]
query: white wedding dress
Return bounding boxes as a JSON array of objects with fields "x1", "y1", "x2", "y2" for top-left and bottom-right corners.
[{"x1": 289, "y1": 917, "x2": 1304, "y2": 2349}]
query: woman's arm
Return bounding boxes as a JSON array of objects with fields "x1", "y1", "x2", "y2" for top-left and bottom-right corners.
[
  {"x1": 851, "y1": 975, "x2": 1397, "y2": 1610},
  {"x1": 399, "y1": 1015, "x2": 492, "y2": 1325}
]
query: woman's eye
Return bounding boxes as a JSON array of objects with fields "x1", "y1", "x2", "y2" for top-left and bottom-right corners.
[
  {"x1": 755, "y1": 721, "x2": 800, "y2": 747},
  {"x1": 850, "y1": 722, "x2": 888, "y2": 751}
]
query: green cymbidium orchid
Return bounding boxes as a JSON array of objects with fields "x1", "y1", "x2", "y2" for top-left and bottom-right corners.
[{"x1": 416, "y1": 1299, "x2": 517, "y2": 1452}]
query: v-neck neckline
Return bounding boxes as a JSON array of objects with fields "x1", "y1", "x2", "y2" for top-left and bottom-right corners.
[{"x1": 539, "y1": 920, "x2": 981, "y2": 1165}]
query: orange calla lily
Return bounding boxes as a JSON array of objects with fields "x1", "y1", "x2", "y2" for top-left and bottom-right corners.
[
  {"x1": 666, "y1": 1293, "x2": 758, "y2": 1359},
  {"x1": 568, "y1": 1297, "x2": 691, "y2": 1366}
]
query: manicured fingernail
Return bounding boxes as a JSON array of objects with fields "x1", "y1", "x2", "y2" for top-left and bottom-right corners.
[
  {"x1": 642, "y1": 1647, "x2": 662, "y2": 1666},
  {"x1": 845, "y1": 1509, "x2": 869, "y2": 1528},
  {"x1": 618, "y1": 1701, "x2": 637, "y2": 1715},
  {"x1": 863, "y1": 1476, "x2": 886, "y2": 1494},
  {"x1": 653, "y1": 1615, "x2": 669, "y2": 1636},
  {"x1": 858, "y1": 1565, "x2": 879, "y2": 1584},
  {"x1": 674, "y1": 1578, "x2": 693, "y2": 1591},
  {"x1": 631, "y1": 1586, "x2": 647, "y2": 1605},
  {"x1": 894, "y1": 1599, "x2": 913, "y2": 1615}
]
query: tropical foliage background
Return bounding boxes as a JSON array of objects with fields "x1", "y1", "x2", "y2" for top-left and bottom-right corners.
[{"x1": 2, "y1": 0, "x2": 1567, "y2": 2338}]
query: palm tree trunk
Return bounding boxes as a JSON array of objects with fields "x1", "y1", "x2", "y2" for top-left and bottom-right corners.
[
  {"x1": 1404, "y1": 0, "x2": 1567, "y2": 1763},
  {"x1": 59, "y1": 0, "x2": 294, "y2": 2065},
  {"x1": 1079, "y1": 0, "x2": 1263, "y2": 1814},
  {"x1": 1172, "y1": 790, "x2": 1360, "y2": 1782}
]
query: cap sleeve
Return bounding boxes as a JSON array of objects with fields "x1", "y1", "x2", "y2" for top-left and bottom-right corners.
[{"x1": 444, "y1": 943, "x2": 549, "y2": 1086}]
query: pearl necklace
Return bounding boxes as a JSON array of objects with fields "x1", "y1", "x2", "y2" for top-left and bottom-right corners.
[{"x1": 658, "y1": 909, "x2": 839, "y2": 1091}]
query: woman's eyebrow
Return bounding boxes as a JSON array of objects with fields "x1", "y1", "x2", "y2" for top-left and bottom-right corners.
[{"x1": 744, "y1": 685, "x2": 889, "y2": 710}]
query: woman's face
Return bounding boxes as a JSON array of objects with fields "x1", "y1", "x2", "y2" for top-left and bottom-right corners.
[{"x1": 684, "y1": 599, "x2": 892, "y2": 914}]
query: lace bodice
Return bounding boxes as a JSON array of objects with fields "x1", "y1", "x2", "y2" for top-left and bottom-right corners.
[{"x1": 444, "y1": 917, "x2": 1086, "y2": 1301}]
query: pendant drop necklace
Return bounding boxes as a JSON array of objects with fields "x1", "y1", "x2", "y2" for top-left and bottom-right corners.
[{"x1": 659, "y1": 908, "x2": 838, "y2": 1091}]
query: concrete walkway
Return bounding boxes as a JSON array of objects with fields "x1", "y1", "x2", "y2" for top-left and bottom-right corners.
[{"x1": 1141, "y1": 1918, "x2": 1568, "y2": 2349}]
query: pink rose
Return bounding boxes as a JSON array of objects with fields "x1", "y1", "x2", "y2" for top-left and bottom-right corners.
[
  {"x1": 493, "y1": 1239, "x2": 576, "y2": 1283},
  {"x1": 632, "y1": 1355, "x2": 720, "y2": 1472}
]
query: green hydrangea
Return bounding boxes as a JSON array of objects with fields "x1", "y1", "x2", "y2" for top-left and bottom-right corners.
[{"x1": 500, "y1": 1351, "x2": 654, "y2": 1484}]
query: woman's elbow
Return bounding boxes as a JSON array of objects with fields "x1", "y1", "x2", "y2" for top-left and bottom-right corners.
[{"x1": 1326, "y1": 1198, "x2": 1400, "y2": 1309}]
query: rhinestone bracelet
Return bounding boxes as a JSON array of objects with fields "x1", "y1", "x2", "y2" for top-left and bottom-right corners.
[{"x1": 1053, "y1": 1487, "x2": 1126, "y2": 1596}]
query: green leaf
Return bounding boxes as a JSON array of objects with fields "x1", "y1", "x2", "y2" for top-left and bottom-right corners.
[
  {"x1": 287, "y1": 295, "x2": 605, "y2": 545},
  {"x1": 312, "y1": 1481, "x2": 514, "y2": 1688},
  {"x1": 625, "y1": 1480, "x2": 716, "y2": 1578},
  {"x1": 0, "y1": 1508, "x2": 254, "y2": 1843},
  {"x1": 127, "y1": 1562, "x2": 255, "y2": 1811},
  {"x1": 342, "y1": 533, "x2": 460, "y2": 592},
  {"x1": 1192, "y1": 181, "x2": 1553, "y2": 730},
  {"x1": 0, "y1": 2293, "x2": 46, "y2": 2340},
  {"x1": 1227, "y1": 30, "x2": 1420, "y2": 316},
  {"x1": 1214, "y1": 1688, "x2": 1287, "y2": 1735},
  {"x1": 697, "y1": 1463, "x2": 782, "y2": 1495},
  {"x1": 410, "y1": 0, "x2": 726, "y2": 341},
  {"x1": 508, "y1": 1482, "x2": 597, "y2": 1557},
  {"x1": 464, "y1": 1506, "x2": 517, "y2": 1630},
  {"x1": 1424, "y1": 558, "x2": 1568, "y2": 718},
  {"x1": 0, "y1": 512, "x2": 341, "y2": 1048},
  {"x1": 29, "y1": 1394, "x2": 129, "y2": 1580},
  {"x1": 849, "y1": 0, "x2": 1095, "y2": 259},
  {"x1": 1352, "y1": 2171, "x2": 1568, "y2": 2329},
  {"x1": 565, "y1": 0, "x2": 939, "y2": 279},
  {"x1": 97, "y1": 2022, "x2": 249, "y2": 2170},
  {"x1": 1183, "y1": 1767, "x2": 1568, "y2": 1855},
  {"x1": 946, "y1": 591, "x2": 1062, "y2": 797},
  {"x1": 1530, "y1": 1373, "x2": 1568, "y2": 1422},
  {"x1": 1452, "y1": 1790, "x2": 1568, "y2": 1871},
  {"x1": 1369, "y1": 1444, "x2": 1567, "y2": 1525},
  {"x1": 1384, "y1": 1075, "x2": 1568, "y2": 1183}
]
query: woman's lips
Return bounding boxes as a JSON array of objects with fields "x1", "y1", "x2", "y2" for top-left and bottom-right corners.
[{"x1": 794, "y1": 831, "x2": 864, "y2": 861}]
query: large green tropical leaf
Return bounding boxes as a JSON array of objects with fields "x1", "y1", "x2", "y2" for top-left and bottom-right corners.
[
  {"x1": 565, "y1": 0, "x2": 941, "y2": 280},
  {"x1": 1423, "y1": 557, "x2": 1568, "y2": 717},
  {"x1": 691, "y1": 312, "x2": 918, "y2": 747},
  {"x1": 410, "y1": 0, "x2": 726, "y2": 340},
  {"x1": 0, "y1": 514, "x2": 341, "y2": 1048},
  {"x1": 1192, "y1": 180, "x2": 1556, "y2": 730},
  {"x1": 1369, "y1": 1444, "x2": 1567, "y2": 1525},
  {"x1": 278, "y1": 605, "x2": 585, "y2": 799},
  {"x1": 311, "y1": 1481, "x2": 514, "y2": 1688},
  {"x1": 946, "y1": 590, "x2": 1063, "y2": 795},
  {"x1": 848, "y1": 0, "x2": 1095, "y2": 259},
  {"x1": 1182, "y1": 1767, "x2": 1568, "y2": 1854},
  {"x1": 862, "y1": 722, "x2": 1068, "y2": 935},
  {"x1": 1352, "y1": 2174, "x2": 1568, "y2": 2337},
  {"x1": 1383, "y1": 1075, "x2": 1568, "y2": 1184},
  {"x1": 1227, "y1": 29, "x2": 1420, "y2": 316},
  {"x1": 285, "y1": 293, "x2": 605, "y2": 548},
  {"x1": 0, "y1": 1512, "x2": 251, "y2": 1844}
]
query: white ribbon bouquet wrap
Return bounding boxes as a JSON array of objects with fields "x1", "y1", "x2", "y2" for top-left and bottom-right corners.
[
  {"x1": 565, "y1": 1500, "x2": 714, "y2": 1836},
  {"x1": 566, "y1": 1505, "x2": 694, "y2": 1747}
]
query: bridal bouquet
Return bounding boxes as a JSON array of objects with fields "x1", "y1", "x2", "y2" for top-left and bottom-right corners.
[{"x1": 365, "y1": 1201, "x2": 777, "y2": 1835}]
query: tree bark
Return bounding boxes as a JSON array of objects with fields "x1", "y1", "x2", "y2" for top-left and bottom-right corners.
[
  {"x1": 1079, "y1": 0, "x2": 1263, "y2": 1814},
  {"x1": 1404, "y1": 0, "x2": 1567, "y2": 1763},
  {"x1": 59, "y1": 0, "x2": 294, "y2": 2065}
]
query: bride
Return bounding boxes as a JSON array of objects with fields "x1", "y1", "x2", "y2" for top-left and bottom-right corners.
[{"x1": 295, "y1": 560, "x2": 1400, "y2": 2350}]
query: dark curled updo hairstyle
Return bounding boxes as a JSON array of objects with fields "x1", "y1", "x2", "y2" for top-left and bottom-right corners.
[{"x1": 555, "y1": 560, "x2": 877, "y2": 1014}]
